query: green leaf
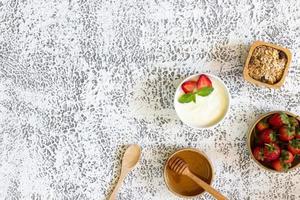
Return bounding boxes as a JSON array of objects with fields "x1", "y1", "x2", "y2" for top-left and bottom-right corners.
[
  {"x1": 192, "y1": 94, "x2": 196, "y2": 103},
  {"x1": 279, "y1": 112, "x2": 290, "y2": 125},
  {"x1": 195, "y1": 87, "x2": 214, "y2": 97},
  {"x1": 178, "y1": 93, "x2": 196, "y2": 103}
]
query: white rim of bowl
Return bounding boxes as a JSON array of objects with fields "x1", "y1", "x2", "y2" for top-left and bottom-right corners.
[{"x1": 173, "y1": 73, "x2": 231, "y2": 129}]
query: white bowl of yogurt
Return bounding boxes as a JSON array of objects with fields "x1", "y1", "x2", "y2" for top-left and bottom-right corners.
[{"x1": 174, "y1": 73, "x2": 230, "y2": 129}]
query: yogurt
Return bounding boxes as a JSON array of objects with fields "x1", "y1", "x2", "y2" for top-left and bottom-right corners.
[{"x1": 174, "y1": 74, "x2": 230, "y2": 128}]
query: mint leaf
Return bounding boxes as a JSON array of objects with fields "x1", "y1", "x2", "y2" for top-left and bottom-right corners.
[
  {"x1": 178, "y1": 93, "x2": 196, "y2": 103},
  {"x1": 192, "y1": 94, "x2": 196, "y2": 103},
  {"x1": 195, "y1": 87, "x2": 214, "y2": 97},
  {"x1": 178, "y1": 87, "x2": 214, "y2": 104}
]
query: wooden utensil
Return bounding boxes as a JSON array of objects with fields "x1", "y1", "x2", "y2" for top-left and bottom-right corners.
[
  {"x1": 168, "y1": 157, "x2": 228, "y2": 200},
  {"x1": 109, "y1": 144, "x2": 141, "y2": 200}
]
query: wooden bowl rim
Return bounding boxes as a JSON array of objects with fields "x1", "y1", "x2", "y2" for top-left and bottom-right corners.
[
  {"x1": 243, "y1": 41, "x2": 292, "y2": 89},
  {"x1": 163, "y1": 148, "x2": 214, "y2": 198},
  {"x1": 247, "y1": 111, "x2": 300, "y2": 173}
]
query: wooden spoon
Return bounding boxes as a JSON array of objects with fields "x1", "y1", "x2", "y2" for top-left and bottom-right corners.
[
  {"x1": 168, "y1": 157, "x2": 228, "y2": 200},
  {"x1": 109, "y1": 144, "x2": 141, "y2": 200}
]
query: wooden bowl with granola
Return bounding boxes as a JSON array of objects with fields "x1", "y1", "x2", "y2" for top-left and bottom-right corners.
[{"x1": 243, "y1": 41, "x2": 292, "y2": 89}]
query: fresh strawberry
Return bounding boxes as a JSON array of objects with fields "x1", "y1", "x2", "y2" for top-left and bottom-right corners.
[
  {"x1": 253, "y1": 146, "x2": 264, "y2": 161},
  {"x1": 254, "y1": 131, "x2": 264, "y2": 145},
  {"x1": 289, "y1": 117, "x2": 299, "y2": 128},
  {"x1": 288, "y1": 139, "x2": 300, "y2": 155},
  {"x1": 280, "y1": 150, "x2": 294, "y2": 163},
  {"x1": 268, "y1": 112, "x2": 290, "y2": 128},
  {"x1": 279, "y1": 126, "x2": 295, "y2": 141},
  {"x1": 197, "y1": 74, "x2": 212, "y2": 89},
  {"x1": 295, "y1": 127, "x2": 300, "y2": 139},
  {"x1": 255, "y1": 138, "x2": 264, "y2": 146},
  {"x1": 263, "y1": 143, "x2": 281, "y2": 161},
  {"x1": 181, "y1": 81, "x2": 197, "y2": 93},
  {"x1": 256, "y1": 119, "x2": 269, "y2": 132},
  {"x1": 271, "y1": 159, "x2": 291, "y2": 172},
  {"x1": 259, "y1": 129, "x2": 277, "y2": 143}
]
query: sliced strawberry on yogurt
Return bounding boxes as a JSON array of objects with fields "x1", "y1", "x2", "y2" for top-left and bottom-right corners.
[
  {"x1": 181, "y1": 81, "x2": 197, "y2": 93},
  {"x1": 197, "y1": 74, "x2": 212, "y2": 89}
]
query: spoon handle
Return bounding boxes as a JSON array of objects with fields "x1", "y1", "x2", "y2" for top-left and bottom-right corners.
[
  {"x1": 186, "y1": 170, "x2": 228, "y2": 200},
  {"x1": 108, "y1": 172, "x2": 127, "y2": 200}
]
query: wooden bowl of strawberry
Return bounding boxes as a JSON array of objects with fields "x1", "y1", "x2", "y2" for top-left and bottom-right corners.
[{"x1": 248, "y1": 111, "x2": 300, "y2": 172}]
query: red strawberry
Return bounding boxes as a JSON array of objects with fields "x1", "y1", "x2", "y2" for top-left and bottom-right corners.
[
  {"x1": 254, "y1": 130, "x2": 266, "y2": 146},
  {"x1": 279, "y1": 126, "x2": 295, "y2": 141},
  {"x1": 181, "y1": 81, "x2": 197, "y2": 93},
  {"x1": 271, "y1": 159, "x2": 291, "y2": 172},
  {"x1": 197, "y1": 74, "x2": 212, "y2": 89},
  {"x1": 268, "y1": 112, "x2": 290, "y2": 128},
  {"x1": 259, "y1": 129, "x2": 277, "y2": 143},
  {"x1": 280, "y1": 150, "x2": 294, "y2": 164},
  {"x1": 288, "y1": 139, "x2": 300, "y2": 155},
  {"x1": 263, "y1": 143, "x2": 281, "y2": 161},
  {"x1": 295, "y1": 127, "x2": 300, "y2": 139},
  {"x1": 254, "y1": 135, "x2": 264, "y2": 146},
  {"x1": 256, "y1": 119, "x2": 269, "y2": 132},
  {"x1": 253, "y1": 147, "x2": 264, "y2": 161},
  {"x1": 289, "y1": 117, "x2": 299, "y2": 128}
]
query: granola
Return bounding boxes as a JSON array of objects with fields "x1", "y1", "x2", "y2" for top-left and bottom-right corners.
[{"x1": 248, "y1": 46, "x2": 287, "y2": 84}]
